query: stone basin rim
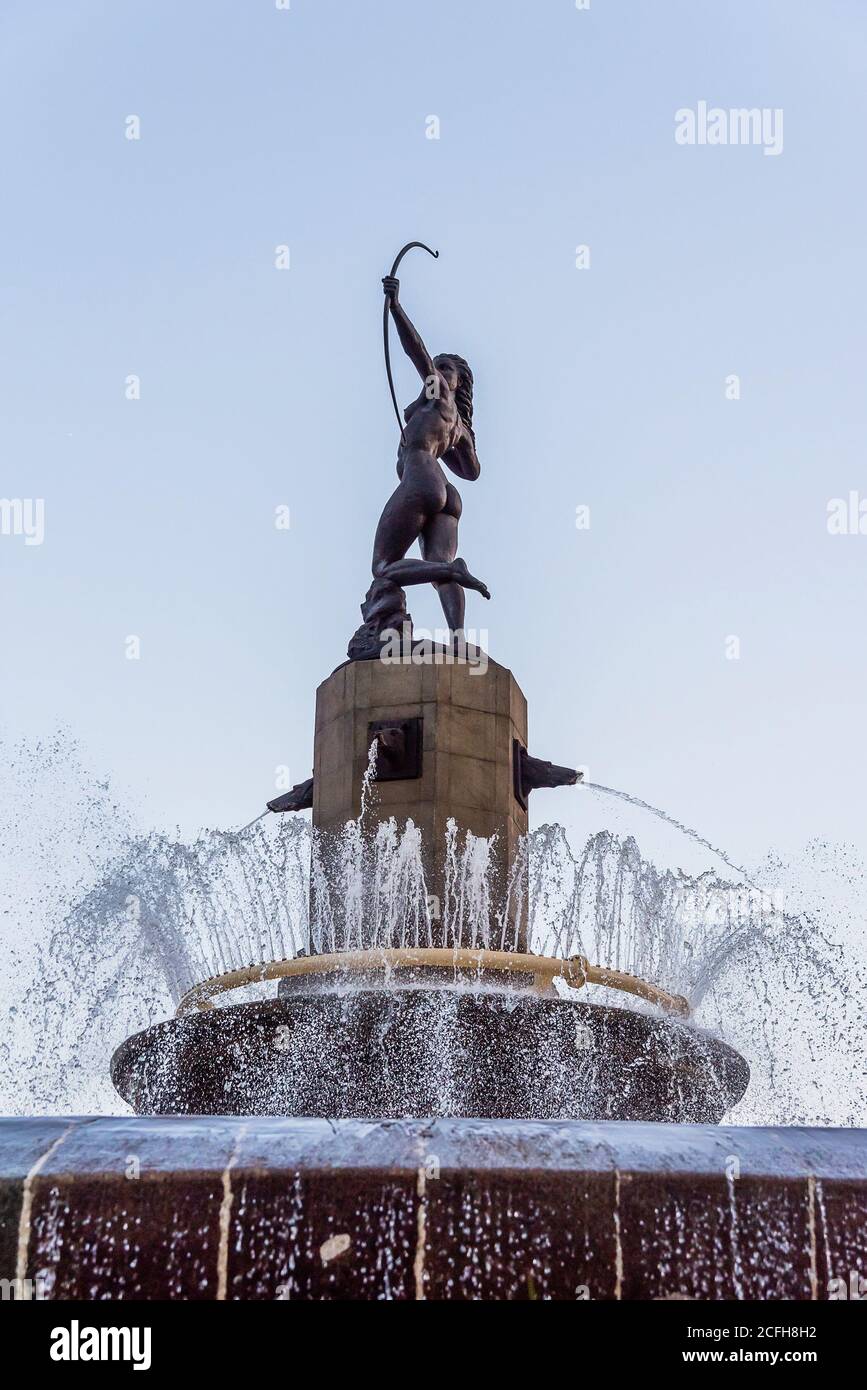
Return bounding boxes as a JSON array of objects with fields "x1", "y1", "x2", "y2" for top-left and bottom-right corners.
[{"x1": 4, "y1": 1116, "x2": 866, "y2": 1182}]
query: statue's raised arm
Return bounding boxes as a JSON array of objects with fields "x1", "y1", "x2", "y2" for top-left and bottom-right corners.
[{"x1": 383, "y1": 277, "x2": 434, "y2": 383}]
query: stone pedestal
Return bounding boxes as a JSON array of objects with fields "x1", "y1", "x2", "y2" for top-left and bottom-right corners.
[{"x1": 312, "y1": 654, "x2": 528, "y2": 948}]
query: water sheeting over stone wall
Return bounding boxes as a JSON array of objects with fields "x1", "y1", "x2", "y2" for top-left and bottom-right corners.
[{"x1": 2, "y1": 1117, "x2": 865, "y2": 1301}]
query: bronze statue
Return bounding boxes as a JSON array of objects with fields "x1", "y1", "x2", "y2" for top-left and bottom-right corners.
[
  {"x1": 261, "y1": 246, "x2": 582, "y2": 820},
  {"x1": 348, "y1": 245, "x2": 490, "y2": 660}
]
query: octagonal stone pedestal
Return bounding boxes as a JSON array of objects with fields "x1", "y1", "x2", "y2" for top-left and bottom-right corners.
[{"x1": 313, "y1": 654, "x2": 529, "y2": 948}]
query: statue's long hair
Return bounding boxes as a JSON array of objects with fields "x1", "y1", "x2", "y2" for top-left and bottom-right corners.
[{"x1": 435, "y1": 353, "x2": 476, "y2": 450}]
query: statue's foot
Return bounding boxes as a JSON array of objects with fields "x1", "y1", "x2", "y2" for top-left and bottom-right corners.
[{"x1": 451, "y1": 558, "x2": 491, "y2": 600}]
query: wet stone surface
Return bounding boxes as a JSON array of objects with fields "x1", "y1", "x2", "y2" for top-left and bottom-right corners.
[
  {"x1": 110, "y1": 990, "x2": 749, "y2": 1123},
  {"x1": 1, "y1": 1116, "x2": 865, "y2": 1301}
]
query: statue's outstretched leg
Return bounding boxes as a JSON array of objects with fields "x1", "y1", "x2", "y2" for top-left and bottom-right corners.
[
  {"x1": 349, "y1": 475, "x2": 490, "y2": 660},
  {"x1": 375, "y1": 555, "x2": 489, "y2": 601},
  {"x1": 371, "y1": 485, "x2": 490, "y2": 600}
]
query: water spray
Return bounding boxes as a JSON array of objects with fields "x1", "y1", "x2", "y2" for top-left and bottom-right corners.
[{"x1": 582, "y1": 780, "x2": 756, "y2": 889}]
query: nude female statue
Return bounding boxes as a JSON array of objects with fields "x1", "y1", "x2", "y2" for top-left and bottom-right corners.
[{"x1": 371, "y1": 274, "x2": 490, "y2": 638}]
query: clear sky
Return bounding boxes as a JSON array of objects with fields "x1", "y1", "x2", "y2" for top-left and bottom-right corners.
[{"x1": 2, "y1": 0, "x2": 866, "y2": 870}]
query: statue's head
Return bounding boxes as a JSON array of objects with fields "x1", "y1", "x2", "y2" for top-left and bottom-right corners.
[{"x1": 434, "y1": 354, "x2": 474, "y2": 434}]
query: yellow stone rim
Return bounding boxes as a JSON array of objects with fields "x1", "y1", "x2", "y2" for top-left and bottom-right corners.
[{"x1": 175, "y1": 947, "x2": 690, "y2": 1019}]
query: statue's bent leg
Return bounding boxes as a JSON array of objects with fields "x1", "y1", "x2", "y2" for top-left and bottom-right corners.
[{"x1": 371, "y1": 481, "x2": 491, "y2": 596}]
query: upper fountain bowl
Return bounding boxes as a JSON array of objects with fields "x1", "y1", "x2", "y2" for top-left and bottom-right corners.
[{"x1": 111, "y1": 985, "x2": 749, "y2": 1123}]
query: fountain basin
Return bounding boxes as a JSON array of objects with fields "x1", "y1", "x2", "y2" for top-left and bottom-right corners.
[
  {"x1": 4, "y1": 1115, "x2": 865, "y2": 1300},
  {"x1": 111, "y1": 988, "x2": 749, "y2": 1122}
]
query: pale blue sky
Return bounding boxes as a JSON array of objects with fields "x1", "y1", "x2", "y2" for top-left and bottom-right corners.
[{"x1": 2, "y1": 0, "x2": 866, "y2": 868}]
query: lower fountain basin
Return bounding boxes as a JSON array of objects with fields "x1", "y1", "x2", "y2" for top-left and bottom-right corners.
[
  {"x1": 4, "y1": 1115, "x2": 865, "y2": 1300},
  {"x1": 111, "y1": 988, "x2": 749, "y2": 1122}
]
